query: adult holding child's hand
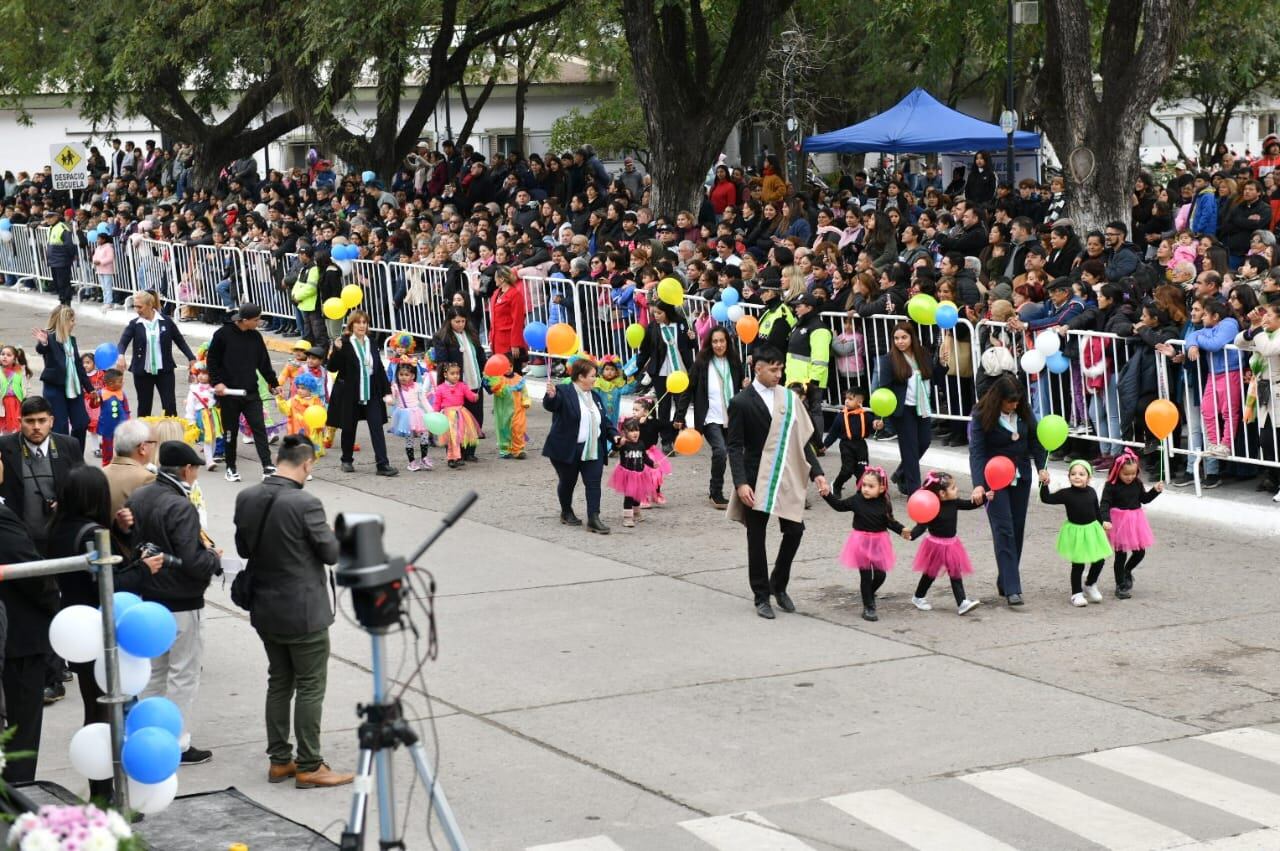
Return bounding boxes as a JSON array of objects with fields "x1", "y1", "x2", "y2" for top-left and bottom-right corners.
[{"x1": 542, "y1": 357, "x2": 616, "y2": 534}]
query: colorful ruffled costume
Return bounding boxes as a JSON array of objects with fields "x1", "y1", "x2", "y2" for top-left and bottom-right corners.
[
  {"x1": 0, "y1": 367, "x2": 25, "y2": 434},
  {"x1": 486, "y1": 372, "x2": 530, "y2": 457}
]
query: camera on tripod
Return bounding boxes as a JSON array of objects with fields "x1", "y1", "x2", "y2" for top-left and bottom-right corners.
[{"x1": 334, "y1": 513, "x2": 408, "y2": 631}]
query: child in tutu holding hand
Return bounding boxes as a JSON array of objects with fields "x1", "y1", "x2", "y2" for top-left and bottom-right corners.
[
  {"x1": 907, "y1": 472, "x2": 983, "y2": 615},
  {"x1": 435, "y1": 361, "x2": 480, "y2": 468},
  {"x1": 824, "y1": 466, "x2": 906, "y2": 622},
  {"x1": 609, "y1": 417, "x2": 656, "y2": 528},
  {"x1": 1041, "y1": 459, "x2": 1113, "y2": 607},
  {"x1": 390, "y1": 362, "x2": 435, "y2": 471},
  {"x1": 1101, "y1": 449, "x2": 1161, "y2": 598},
  {"x1": 631, "y1": 395, "x2": 669, "y2": 506}
]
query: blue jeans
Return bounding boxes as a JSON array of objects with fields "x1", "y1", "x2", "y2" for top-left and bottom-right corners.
[
  {"x1": 44, "y1": 387, "x2": 89, "y2": 453},
  {"x1": 703, "y1": 423, "x2": 728, "y2": 499},
  {"x1": 216, "y1": 279, "x2": 236, "y2": 310},
  {"x1": 1089, "y1": 377, "x2": 1122, "y2": 456},
  {"x1": 98, "y1": 274, "x2": 115, "y2": 305}
]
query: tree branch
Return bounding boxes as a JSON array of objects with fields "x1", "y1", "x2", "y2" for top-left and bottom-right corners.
[
  {"x1": 689, "y1": 0, "x2": 713, "y2": 83},
  {"x1": 1148, "y1": 111, "x2": 1192, "y2": 163}
]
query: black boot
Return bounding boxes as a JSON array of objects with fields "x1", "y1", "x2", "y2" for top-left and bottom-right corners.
[
  {"x1": 560, "y1": 509, "x2": 582, "y2": 526},
  {"x1": 586, "y1": 514, "x2": 611, "y2": 534}
]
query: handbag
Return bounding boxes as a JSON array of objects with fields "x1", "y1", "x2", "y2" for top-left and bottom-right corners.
[{"x1": 230, "y1": 489, "x2": 280, "y2": 611}]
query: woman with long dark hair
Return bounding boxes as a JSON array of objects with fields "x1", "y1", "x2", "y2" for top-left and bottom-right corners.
[
  {"x1": 430, "y1": 307, "x2": 486, "y2": 431},
  {"x1": 863, "y1": 211, "x2": 898, "y2": 272},
  {"x1": 636, "y1": 300, "x2": 696, "y2": 453},
  {"x1": 678, "y1": 325, "x2": 746, "y2": 508},
  {"x1": 875, "y1": 322, "x2": 940, "y2": 494},
  {"x1": 968, "y1": 375, "x2": 1049, "y2": 606}
]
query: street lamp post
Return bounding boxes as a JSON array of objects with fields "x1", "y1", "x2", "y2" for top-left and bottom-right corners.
[{"x1": 1005, "y1": 0, "x2": 1016, "y2": 184}]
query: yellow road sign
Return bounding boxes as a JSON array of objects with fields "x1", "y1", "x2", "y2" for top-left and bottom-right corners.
[{"x1": 54, "y1": 145, "x2": 82, "y2": 172}]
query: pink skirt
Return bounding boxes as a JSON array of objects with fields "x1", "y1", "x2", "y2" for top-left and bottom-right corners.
[
  {"x1": 911, "y1": 534, "x2": 974, "y2": 578},
  {"x1": 609, "y1": 465, "x2": 656, "y2": 502},
  {"x1": 647, "y1": 445, "x2": 672, "y2": 475},
  {"x1": 1106, "y1": 508, "x2": 1154, "y2": 552},
  {"x1": 839, "y1": 530, "x2": 896, "y2": 572}
]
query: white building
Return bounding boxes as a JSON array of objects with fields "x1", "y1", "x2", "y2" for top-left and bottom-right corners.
[{"x1": 1141, "y1": 95, "x2": 1280, "y2": 165}]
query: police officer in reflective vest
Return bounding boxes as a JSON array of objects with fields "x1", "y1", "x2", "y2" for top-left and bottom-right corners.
[
  {"x1": 44, "y1": 210, "x2": 76, "y2": 306},
  {"x1": 753, "y1": 268, "x2": 795, "y2": 359},
  {"x1": 784, "y1": 294, "x2": 832, "y2": 450}
]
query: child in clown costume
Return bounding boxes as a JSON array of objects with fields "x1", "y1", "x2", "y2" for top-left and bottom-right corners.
[
  {"x1": 277, "y1": 372, "x2": 329, "y2": 455},
  {"x1": 278, "y1": 339, "x2": 313, "y2": 398},
  {"x1": 185, "y1": 362, "x2": 223, "y2": 470},
  {"x1": 593, "y1": 354, "x2": 635, "y2": 428},
  {"x1": 241, "y1": 371, "x2": 287, "y2": 444},
  {"x1": 485, "y1": 362, "x2": 530, "y2": 459}
]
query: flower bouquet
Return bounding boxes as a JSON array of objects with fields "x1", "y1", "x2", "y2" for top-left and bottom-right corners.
[{"x1": 7, "y1": 804, "x2": 142, "y2": 850}]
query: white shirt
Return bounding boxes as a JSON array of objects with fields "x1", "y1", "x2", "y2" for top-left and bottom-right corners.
[
  {"x1": 705, "y1": 357, "x2": 731, "y2": 426},
  {"x1": 24, "y1": 436, "x2": 51, "y2": 458},
  {"x1": 903, "y1": 355, "x2": 918, "y2": 406},
  {"x1": 752, "y1": 379, "x2": 775, "y2": 412},
  {"x1": 574, "y1": 387, "x2": 594, "y2": 444}
]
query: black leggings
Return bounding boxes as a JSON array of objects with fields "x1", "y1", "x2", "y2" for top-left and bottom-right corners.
[
  {"x1": 1071, "y1": 561, "x2": 1105, "y2": 594},
  {"x1": 915, "y1": 574, "x2": 966, "y2": 606},
  {"x1": 859, "y1": 568, "x2": 888, "y2": 607},
  {"x1": 1114, "y1": 548, "x2": 1146, "y2": 588}
]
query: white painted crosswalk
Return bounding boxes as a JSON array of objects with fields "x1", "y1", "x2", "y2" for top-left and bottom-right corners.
[{"x1": 526, "y1": 726, "x2": 1280, "y2": 851}]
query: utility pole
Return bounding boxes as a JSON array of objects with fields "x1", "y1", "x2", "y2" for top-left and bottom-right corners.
[{"x1": 1004, "y1": 0, "x2": 1016, "y2": 184}]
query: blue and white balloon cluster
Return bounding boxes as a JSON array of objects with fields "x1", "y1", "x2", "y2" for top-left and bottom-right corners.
[
  {"x1": 53, "y1": 592, "x2": 183, "y2": 813},
  {"x1": 709, "y1": 284, "x2": 744, "y2": 324},
  {"x1": 332, "y1": 242, "x2": 358, "y2": 273},
  {"x1": 0, "y1": 218, "x2": 12, "y2": 243}
]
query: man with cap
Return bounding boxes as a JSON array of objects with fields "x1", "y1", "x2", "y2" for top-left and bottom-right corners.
[
  {"x1": 206, "y1": 304, "x2": 280, "y2": 482},
  {"x1": 127, "y1": 440, "x2": 223, "y2": 765},
  {"x1": 785, "y1": 294, "x2": 832, "y2": 450},
  {"x1": 753, "y1": 268, "x2": 796, "y2": 359},
  {"x1": 44, "y1": 209, "x2": 76, "y2": 305}
]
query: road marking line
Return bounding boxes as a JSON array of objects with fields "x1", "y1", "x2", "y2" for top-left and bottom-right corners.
[
  {"x1": 527, "y1": 837, "x2": 626, "y2": 851},
  {"x1": 1176, "y1": 826, "x2": 1280, "y2": 849},
  {"x1": 1198, "y1": 727, "x2": 1280, "y2": 766},
  {"x1": 824, "y1": 788, "x2": 1017, "y2": 851},
  {"x1": 962, "y1": 766, "x2": 1193, "y2": 850},
  {"x1": 1083, "y1": 746, "x2": 1280, "y2": 827},
  {"x1": 678, "y1": 811, "x2": 815, "y2": 850}
]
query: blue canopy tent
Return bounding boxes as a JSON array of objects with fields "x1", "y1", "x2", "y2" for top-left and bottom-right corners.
[{"x1": 803, "y1": 88, "x2": 1041, "y2": 153}]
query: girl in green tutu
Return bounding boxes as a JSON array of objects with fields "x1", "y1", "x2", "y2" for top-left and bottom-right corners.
[{"x1": 1040, "y1": 459, "x2": 1113, "y2": 608}]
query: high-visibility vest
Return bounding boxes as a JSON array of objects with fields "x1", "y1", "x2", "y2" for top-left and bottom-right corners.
[{"x1": 784, "y1": 313, "x2": 832, "y2": 388}]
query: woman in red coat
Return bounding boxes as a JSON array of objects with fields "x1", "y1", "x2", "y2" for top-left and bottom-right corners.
[
  {"x1": 709, "y1": 165, "x2": 738, "y2": 218},
  {"x1": 488, "y1": 265, "x2": 527, "y2": 370}
]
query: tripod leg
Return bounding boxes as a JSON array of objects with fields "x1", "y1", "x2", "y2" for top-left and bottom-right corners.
[
  {"x1": 407, "y1": 742, "x2": 469, "y2": 851},
  {"x1": 376, "y1": 746, "x2": 398, "y2": 845},
  {"x1": 339, "y1": 749, "x2": 376, "y2": 851}
]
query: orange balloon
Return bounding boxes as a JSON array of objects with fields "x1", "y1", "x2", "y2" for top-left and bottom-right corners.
[
  {"x1": 673, "y1": 428, "x2": 703, "y2": 455},
  {"x1": 545, "y1": 323, "x2": 577, "y2": 356},
  {"x1": 736, "y1": 315, "x2": 759, "y2": 344},
  {"x1": 1144, "y1": 399, "x2": 1179, "y2": 440}
]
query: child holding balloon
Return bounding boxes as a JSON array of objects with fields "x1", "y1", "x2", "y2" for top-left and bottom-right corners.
[
  {"x1": 610, "y1": 417, "x2": 656, "y2": 527},
  {"x1": 823, "y1": 466, "x2": 907, "y2": 622},
  {"x1": 1100, "y1": 450, "x2": 1162, "y2": 598},
  {"x1": 390, "y1": 362, "x2": 436, "y2": 471},
  {"x1": 1040, "y1": 459, "x2": 1114, "y2": 607},
  {"x1": 906, "y1": 472, "x2": 983, "y2": 615},
  {"x1": 485, "y1": 355, "x2": 531, "y2": 459},
  {"x1": 632, "y1": 395, "x2": 669, "y2": 506},
  {"x1": 435, "y1": 361, "x2": 480, "y2": 468}
]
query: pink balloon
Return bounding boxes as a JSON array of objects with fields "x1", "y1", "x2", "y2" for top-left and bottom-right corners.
[
  {"x1": 907, "y1": 489, "x2": 941, "y2": 524},
  {"x1": 984, "y1": 456, "x2": 1016, "y2": 491}
]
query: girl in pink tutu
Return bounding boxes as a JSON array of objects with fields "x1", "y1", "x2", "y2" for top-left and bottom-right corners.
[
  {"x1": 435, "y1": 362, "x2": 480, "y2": 469},
  {"x1": 609, "y1": 417, "x2": 656, "y2": 528},
  {"x1": 906, "y1": 472, "x2": 983, "y2": 615},
  {"x1": 1101, "y1": 449, "x2": 1162, "y2": 599},
  {"x1": 390, "y1": 362, "x2": 435, "y2": 471},
  {"x1": 633, "y1": 395, "x2": 670, "y2": 507},
  {"x1": 823, "y1": 466, "x2": 907, "y2": 622}
]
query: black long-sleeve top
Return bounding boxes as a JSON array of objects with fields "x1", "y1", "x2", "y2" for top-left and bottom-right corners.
[
  {"x1": 823, "y1": 407, "x2": 874, "y2": 449},
  {"x1": 909, "y1": 498, "x2": 981, "y2": 540},
  {"x1": 1040, "y1": 484, "x2": 1103, "y2": 525},
  {"x1": 824, "y1": 492, "x2": 904, "y2": 534},
  {"x1": 1099, "y1": 480, "x2": 1159, "y2": 521},
  {"x1": 618, "y1": 444, "x2": 654, "y2": 473}
]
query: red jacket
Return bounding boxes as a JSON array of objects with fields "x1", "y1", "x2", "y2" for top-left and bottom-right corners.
[
  {"x1": 709, "y1": 178, "x2": 738, "y2": 215},
  {"x1": 489, "y1": 284, "x2": 527, "y2": 354}
]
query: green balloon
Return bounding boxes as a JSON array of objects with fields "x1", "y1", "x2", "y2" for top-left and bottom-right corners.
[
  {"x1": 1036, "y1": 414, "x2": 1069, "y2": 451},
  {"x1": 625, "y1": 323, "x2": 645, "y2": 349},
  {"x1": 907, "y1": 294, "x2": 939, "y2": 325},
  {"x1": 425, "y1": 412, "x2": 450, "y2": 436},
  {"x1": 870, "y1": 387, "x2": 897, "y2": 417}
]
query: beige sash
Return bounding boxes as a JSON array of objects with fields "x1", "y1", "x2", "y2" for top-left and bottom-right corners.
[{"x1": 727, "y1": 386, "x2": 814, "y2": 525}]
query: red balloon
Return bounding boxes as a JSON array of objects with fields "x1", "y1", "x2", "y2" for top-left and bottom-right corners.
[
  {"x1": 906, "y1": 489, "x2": 940, "y2": 524},
  {"x1": 483, "y1": 354, "x2": 511, "y2": 377},
  {"x1": 984, "y1": 456, "x2": 1016, "y2": 491}
]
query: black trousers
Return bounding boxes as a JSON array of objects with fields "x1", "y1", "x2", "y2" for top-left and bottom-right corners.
[
  {"x1": 652, "y1": 375, "x2": 680, "y2": 446},
  {"x1": 340, "y1": 399, "x2": 390, "y2": 467},
  {"x1": 915, "y1": 574, "x2": 966, "y2": 606},
  {"x1": 743, "y1": 509, "x2": 804, "y2": 605},
  {"x1": 220, "y1": 393, "x2": 273, "y2": 469},
  {"x1": 133, "y1": 369, "x2": 178, "y2": 417},
  {"x1": 2, "y1": 655, "x2": 46, "y2": 784},
  {"x1": 832, "y1": 440, "x2": 869, "y2": 493},
  {"x1": 1071, "y1": 561, "x2": 1105, "y2": 594},
  {"x1": 305, "y1": 311, "x2": 330, "y2": 351},
  {"x1": 551, "y1": 455, "x2": 604, "y2": 516},
  {"x1": 859, "y1": 568, "x2": 888, "y2": 608},
  {"x1": 704, "y1": 423, "x2": 728, "y2": 499},
  {"x1": 50, "y1": 266, "x2": 73, "y2": 305}
]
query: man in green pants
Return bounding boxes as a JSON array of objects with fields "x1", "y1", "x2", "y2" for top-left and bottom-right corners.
[{"x1": 233, "y1": 435, "x2": 353, "y2": 788}]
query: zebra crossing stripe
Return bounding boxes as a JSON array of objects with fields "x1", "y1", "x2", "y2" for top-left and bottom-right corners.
[
  {"x1": 961, "y1": 765, "x2": 1194, "y2": 850},
  {"x1": 1083, "y1": 746, "x2": 1280, "y2": 828},
  {"x1": 824, "y1": 788, "x2": 1017, "y2": 851},
  {"x1": 1182, "y1": 826, "x2": 1280, "y2": 849},
  {"x1": 526, "y1": 837, "x2": 626, "y2": 851},
  {"x1": 678, "y1": 811, "x2": 816, "y2": 850},
  {"x1": 1198, "y1": 727, "x2": 1280, "y2": 767}
]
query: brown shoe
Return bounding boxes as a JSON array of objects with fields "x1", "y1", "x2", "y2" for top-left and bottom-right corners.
[
  {"x1": 295, "y1": 763, "x2": 355, "y2": 789},
  {"x1": 267, "y1": 761, "x2": 297, "y2": 784}
]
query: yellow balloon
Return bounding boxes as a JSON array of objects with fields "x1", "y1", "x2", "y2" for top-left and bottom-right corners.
[
  {"x1": 322, "y1": 297, "x2": 346, "y2": 320},
  {"x1": 341, "y1": 284, "x2": 364, "y2": 310},
  {"x1": 657, "y1": 278, "x2": 684, "y2": 306},
  {"x1": 665, "y1": 370, "x2": 689, "y2": 394},
  {"x1": 303, "y1": 404, "x2": 328, "y2": 430}
]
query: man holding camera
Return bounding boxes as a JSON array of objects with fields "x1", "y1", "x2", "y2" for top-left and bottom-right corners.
[
  {"x1": 233, "y1": 436, "x2": 352, "y2": 788},
  {"x1": 127, "y1": 440, "x2": 223, "y2": 765}
]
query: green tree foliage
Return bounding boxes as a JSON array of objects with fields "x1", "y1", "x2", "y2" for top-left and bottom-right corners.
[{"x1": 549, "y1": 74, "x2": 649, "y2": 167}]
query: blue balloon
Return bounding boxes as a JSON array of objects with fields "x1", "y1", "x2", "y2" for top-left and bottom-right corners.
[
  {"x1": 339, "y1": 244, "x2": 355, "y2": 261},
  {"x1": 336, "y1": 244, "x2": 350, "y2": 261},
  {"x1": 122, "y1": 726, "x2": 180, "y2": 784},
  {"x1": 0, "y1": 218, "x2": 11, "y2": 231},
  {"x1": 126, "y1": 697, "x2": 183, "y2": 739},
  {"x1": 94, "y1": 343, "x2": 119, "y2": 371},
  {"x1": 115, "y1": 601, "x2": 177, "y2": 659},
  {"x1": 361, "y1": 170, "x2": 377, "y2": 185},
  {"x1": 523, "y1": 321, "x2": 548, "y2": 352},
  {"x1": 113, "y1": 591, "x2": 142, "y2": 623},
  {"x1": 934, "y1": 303, "x2": 959, "y2": 330},
  {"x1": 720, "y1": 287, "x2": 740, "y2": 307},
  {"x1": 710, "y1": 302, "x2": 729, "y2": 322},
  {"x1": 1047, "y1": 352, "x2": 1071, "y2": 374}
]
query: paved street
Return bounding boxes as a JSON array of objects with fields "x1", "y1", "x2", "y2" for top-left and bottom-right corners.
[{"x1": 8, "y1": 293, "x2": 1280, "y2": 850}]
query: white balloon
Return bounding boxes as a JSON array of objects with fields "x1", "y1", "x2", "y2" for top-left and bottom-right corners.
[
  {"x1": 0, "y1": 230, "x2": 12, "y2": 243},
  {"x1": 69, "y1": 723, "x2": 114, "y2": 780},
  {"x1": 336, "y1": 259, "x2": 353, "y2": 275},
  {"x1": 94, "y1": 649, "x2": 152, "y2": 696},
  {"x1": 1034, "y1": 330, "x2": 1061, "y2": 357},
  {"x1": 727, "y1": 305, "x2": 745, "y2": 322},
  {"x1": 1020, "y1": 349, "x2": 1046, "y2": 374},
  {"x1": 49, "y1": 605, "x2": 104, "y2": 663},
  {"x1": 128, "y1": 774, "x2": 178, "y2": 814}
]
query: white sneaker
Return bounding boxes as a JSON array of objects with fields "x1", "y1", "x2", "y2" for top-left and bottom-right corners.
[
  {"x1": 957, "y1": 599, "x2": 982, "y2": 616},
  {"x1": 1210, "y1": 443, "x2": 1232, "y2": 458},
  {"x1": 1070, "y1": 592, "x2": 1088, "y2": 607},
  {"x1": 1084, "y1": 584, "x2": 1103, "y2": 603},
  {"x1": 911, "y1": 596, "x2": 933, "y2": 611},
  {"x1": 224, "y1": 467, "x2": 242, "y2": 483},
  {"x1": 1273, "y1": 487, "x2": 1280, "y2": 503}
]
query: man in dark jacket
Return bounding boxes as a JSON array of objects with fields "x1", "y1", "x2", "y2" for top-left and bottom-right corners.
[
  {"x1": 233, "y1": 436, "x2": 352, "y2": 789},
  {"x1": 1222, "y1": 180, "x2": 1271, "y2": 266},
  {"x1": 0, "y1": 397, "x2": 85, "y2": 555},
  {"x1": 1102, "y1": 221, "x2": 1141, "y2": 281},
  {"x1": 128, "y1": 441, "x2": 223, "y2": 765},
  {"x1": 43, "y1": 209, "x2": 75, "y2": 305},
  {"x1": 206, "y1": 304, "x2": 280, "y2": 483},
  {"x1": 935, "y1": 206, "x2": 986, "y2": 257}
]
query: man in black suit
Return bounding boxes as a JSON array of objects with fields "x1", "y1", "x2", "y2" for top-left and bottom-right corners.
[
  {"x1": 0, "y1": 465, "x2": 61, "y2": 784},
  {"x1": 727, "y1": 346, "x2": 828, "y2": 619}
]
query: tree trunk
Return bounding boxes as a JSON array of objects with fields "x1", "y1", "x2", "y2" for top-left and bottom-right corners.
[{"x1": 514, "y1": 47, "x2": 529, "y2": 156}]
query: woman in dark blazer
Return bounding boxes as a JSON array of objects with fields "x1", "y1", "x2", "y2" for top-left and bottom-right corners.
[
  {"x1": 635, "y1": 300, "x2": 696, "y2": 452},
  {"x1": 326, "y1": 310, "x2": 398, "y2": 477},
  {"x1": 875, "y1": 321, "x2": 943, "y2": 495},
  {"x1": 116, "y1": 290, "x2": 197, "y2": 416},
  {"x1": 542, "y1": 357, "x2": 618, "y2": 534},
  {"x1": 33, "y1": 304, "x2": 91, "y2": 451},
  {"x1": 968, "y1": 375, "x2": 1049, "y2": 607},
  {"x1": 430, "y1": 307, "x2": 487, "y2": 430},
  {"x1": 677, "y1": 326, "x2": 746, "y2": 508}
]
